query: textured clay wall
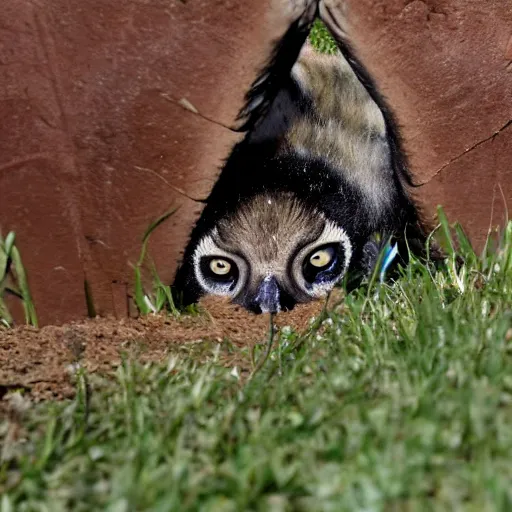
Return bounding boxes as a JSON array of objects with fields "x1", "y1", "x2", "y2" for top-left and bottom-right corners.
[
  {"x1": 340, "y1": 0, "x2": 512, "y2": 243},
  {"x1": 1, "y1": 0, "x2": 511, "y2": 325},
  {"x1": 0, "y1": 0, "x2": 295, "y2": 325}
]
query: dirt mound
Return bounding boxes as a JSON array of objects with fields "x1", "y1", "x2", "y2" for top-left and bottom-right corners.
[{"x1": 0, "y1": 294, "x2": 341, "y2": 401}]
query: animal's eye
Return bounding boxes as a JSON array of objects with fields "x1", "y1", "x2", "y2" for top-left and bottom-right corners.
[
  {"x1": 198, "y1": 255, "x2": 240, "y2": 296},
  {"x1": 309, "y1": 247, "x2": 334, "y2": 268},
  {"x1": 209, "y1": 258, "x2": 231, "y2": 275},
  {"x1": 302, "y1": 244, "x2": 342, "y2": 285},
  {"x1": 202, "y1": 256, "x2": 239, "y2": 284}
]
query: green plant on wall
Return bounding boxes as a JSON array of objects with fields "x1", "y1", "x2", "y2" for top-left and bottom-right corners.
[{"x1": 0, "y1": 231, "x2": 38, "y2": 328}]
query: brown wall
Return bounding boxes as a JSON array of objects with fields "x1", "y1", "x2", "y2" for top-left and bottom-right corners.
[
  {"x1": 340, "y1": 0, "x2": 512, "y2": 243},
  {"x1": 1, "y1": 0, "x2": 511, "y2": 325},
  {"x1": 0, "y1": 0, "x2": 295, "y2": 325}
]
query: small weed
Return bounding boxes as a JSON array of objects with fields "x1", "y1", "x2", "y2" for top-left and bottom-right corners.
[
  {"x1": 134, "y1": 209, "x2": 180, "y2": 316},
  {"x1": 0, "y1": 231, "x2": 38, "y2": 328}
]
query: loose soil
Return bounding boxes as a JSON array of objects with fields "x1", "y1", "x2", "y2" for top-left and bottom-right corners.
[{"x1": 0, "y1": 293, "x2": 342, "y2": 401}]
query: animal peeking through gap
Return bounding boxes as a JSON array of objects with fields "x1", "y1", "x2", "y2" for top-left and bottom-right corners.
[{"x1": 173, "y1": 1, "x2": 434, "y2": 314}]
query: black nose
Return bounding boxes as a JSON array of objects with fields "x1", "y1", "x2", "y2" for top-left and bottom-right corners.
[
  {"x1": 243, "y1": 276, "x2": 297, "y2": 314},
  {"x1": 240, "y1": 275, "x2": 283, "y2": 314},
  {"x1": 252, "y1": 276, "x2": 280, "y2": 314}
]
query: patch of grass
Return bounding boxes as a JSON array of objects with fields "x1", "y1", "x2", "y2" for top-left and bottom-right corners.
[
  {"x1": 2, "y1": 218, "x2": 512, "y2": 509},
  {"x1": 133, "y1": 209, "x2": 205, "y2": 318},
  {"x1": 309, "y1": 19, "x2": 337, "y2": 54},
  {"x1": 0, "y1": 231, "x2": 38, "y2": 328},
  {"x1": 134, "y1": 209, "x2": 180, "y2": 316}
]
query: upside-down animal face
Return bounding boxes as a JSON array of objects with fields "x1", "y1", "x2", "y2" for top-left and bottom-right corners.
[{"x1": 191, "y1": 193, "x2": 352, "y2": 313}]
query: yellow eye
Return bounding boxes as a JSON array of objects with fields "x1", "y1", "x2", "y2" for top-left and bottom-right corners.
[
  {"x1": 209, "y1": 258, "x2": 231, "y2": 275},
  {"x1": 309, "y1": 248, "x2": 334, "y2": 268}
]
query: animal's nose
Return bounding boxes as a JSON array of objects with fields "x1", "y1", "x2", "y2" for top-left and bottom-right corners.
[{"x1": 252, "y1": 276, "x2": 281, "y2": 314}]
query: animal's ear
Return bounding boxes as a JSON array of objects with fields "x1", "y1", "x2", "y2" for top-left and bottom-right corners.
[{"x1": 236, "y1": 0, "x2": 318, "y2": 132}]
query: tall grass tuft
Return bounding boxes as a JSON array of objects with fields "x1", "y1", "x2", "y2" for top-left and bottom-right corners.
[
  {"x1": 134, "y1": 209, "x2": 180, "y2": 316},
  {"x1": 0, "y1": 231, "x2": 38, "y2": 328}
]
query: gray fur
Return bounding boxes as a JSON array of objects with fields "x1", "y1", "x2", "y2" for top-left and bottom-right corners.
[{"x1": 193, "y1": 192, "x2": 352, "y2": 301}]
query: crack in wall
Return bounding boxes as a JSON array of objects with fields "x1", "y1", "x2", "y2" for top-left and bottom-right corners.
[
  {"x1": 160, "y1": 93, "x2": 237, "y2": 132},
  {"x1": 416, "y1": 119, "x2": 512, "y2": 186},
  {"x1": 134, "y1": 165, "x2": 207, "y2": 203}
]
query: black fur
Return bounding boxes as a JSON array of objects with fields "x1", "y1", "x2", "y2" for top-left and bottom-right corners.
[
  {"x1": 173, "y1": 140, "x2": 423, "y2": 306},
  {"x1": 236, "y1": 6, "x2": 316, "y2": 132}
]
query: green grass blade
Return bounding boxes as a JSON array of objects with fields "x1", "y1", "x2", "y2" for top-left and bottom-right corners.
[
  {"x1": 4, "y1": 232, "x2": 16, "y2": 259},
  {"x1": 436, "y1": 206, "x2": 456, "y2": 257},
  {"x1": 0, "y1": 295, "x2": 13, "y2": 327},
  {"x1": 0, "y1": 232, "x2": 15, "y2": 283},
  {"x1": 10, "y1": 246, "x2": 38, "y2": 328},
  {"x1": 134, "y1": 208, "x2": 178, "y2": 315},
  {"x1": 453, "y1": 222, "x2": 476, "y2": 260},
  {"x1": 137, "y1": 208, "x2": 179, "y2": 267},
  {"x1": 152, "y1": 265, "x2": 179, "y2": 316},
  {"x1": 134, "y1": 267, "x2": 151, "y2": 315}
]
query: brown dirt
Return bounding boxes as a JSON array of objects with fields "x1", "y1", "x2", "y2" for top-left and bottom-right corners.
[{"x1": 0, "y1": 293, "x2": 342, "y2": 401}]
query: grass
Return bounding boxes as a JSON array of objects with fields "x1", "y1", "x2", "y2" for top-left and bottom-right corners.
[
  {"x1": 133, "y1": 208, "x2": 202, "y2": 318},
  {"x1": 309, "y1": 19, "x2": 338, "y2": 54},
  {"x1": 134, "y1": 209, "x2": 181, "y2": 317},
  {"x1": 0, "y1": 231, "x2": 38, "y2": 328},
  {"x1": 1, "y1": 218, "x2": 512, "y2": 510}
]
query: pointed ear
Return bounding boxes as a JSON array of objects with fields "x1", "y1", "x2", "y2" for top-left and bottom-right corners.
[{"x1": 236, "y1": 0, "x2": 318, "y2": 132}]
